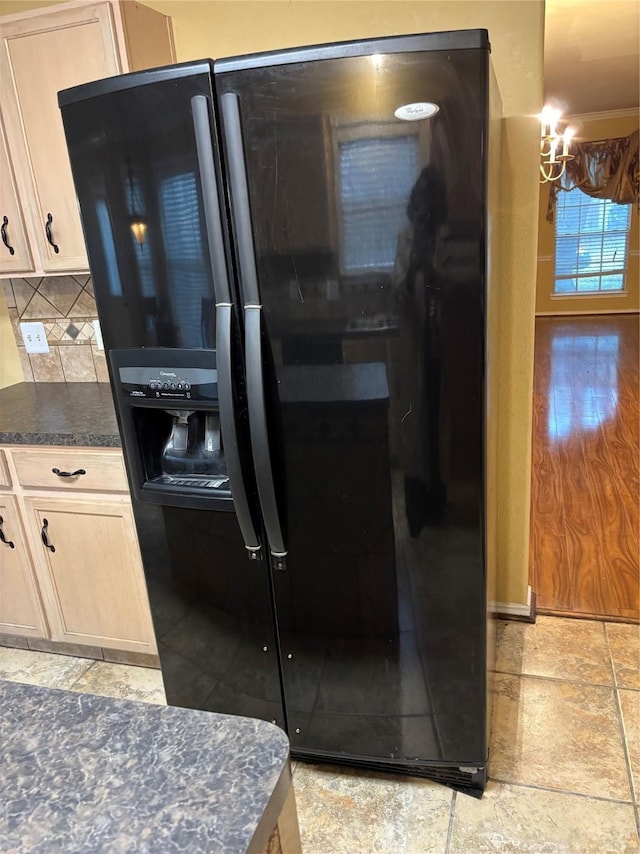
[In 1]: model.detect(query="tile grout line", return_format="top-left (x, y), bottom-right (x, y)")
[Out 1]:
top-left (493, 667), bottom-right (616, 689)
top-left (444, 790), bottom-right (456, 854)
top-left (65, 657), bottom-right (99, 691)
top-left (602, 621), bottom-right (621, 691)
top-left (15, 279), bottom-right (38, 320)
top-left (65, 286), bottom-right (87, 319)
top-left (488, 776), bottom-right (636, 806)
top-left (604, 623), bottom-right (639, 809)
top-left (537, 610), bottom-right (640, 624)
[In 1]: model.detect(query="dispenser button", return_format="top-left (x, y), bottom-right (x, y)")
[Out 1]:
top-left (162, 382), bottom-right (170, 390)
top-left (170, 382), bottom-right (177, 390)
top-left (184, 382), bottom-right (191, 391)
top-left (177, 382), bottom-right (184, 390)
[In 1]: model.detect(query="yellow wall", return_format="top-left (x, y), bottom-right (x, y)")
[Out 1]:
top-left (537, 112), bottom-right (640, 314)
top-left (0, 0), bottom-right (544, 606)
top-left (0, 294), bottom-right (23, 388)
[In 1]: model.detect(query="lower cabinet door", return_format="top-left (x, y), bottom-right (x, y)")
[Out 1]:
top-left (0, 494), bottom-right (46, 637)
top-left (23, 496), bottom-right (157, 654)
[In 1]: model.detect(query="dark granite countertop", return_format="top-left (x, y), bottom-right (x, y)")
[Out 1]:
top-left (0, 681), bottom-right (292, 853)
top-left (0, 382), bottom-right (121, 447)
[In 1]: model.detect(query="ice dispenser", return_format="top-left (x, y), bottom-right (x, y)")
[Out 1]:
top-left (109, 349), bottom-right (235, 510)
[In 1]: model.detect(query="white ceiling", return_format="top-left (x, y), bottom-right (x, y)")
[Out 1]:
top-left (545, 0), bottom-right (640, 115)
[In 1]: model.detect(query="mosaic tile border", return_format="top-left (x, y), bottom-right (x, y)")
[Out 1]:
top-left (42, 320), bottom-right (96, 345)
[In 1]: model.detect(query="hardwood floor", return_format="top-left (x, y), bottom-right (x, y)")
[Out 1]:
top-left (530, 314), bottom-right (639, 622)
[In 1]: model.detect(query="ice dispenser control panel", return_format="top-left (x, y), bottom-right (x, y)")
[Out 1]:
top-left (118, 366), bottom-right (218, 402)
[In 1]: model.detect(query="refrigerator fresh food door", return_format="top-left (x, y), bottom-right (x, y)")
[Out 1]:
top-left (59, 65), bottom-right (285, 727)
top-left (216, 36), bottom-right (489, 771)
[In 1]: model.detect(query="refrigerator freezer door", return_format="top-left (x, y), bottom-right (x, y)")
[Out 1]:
top-left (60, 66), bottom-right (284, 727)
top-left (137, 500), bottom-right (286, 727)
top-left (217, 42), bottom-right (489, 770)
top-left (61, 69), bottom-right (219, 351)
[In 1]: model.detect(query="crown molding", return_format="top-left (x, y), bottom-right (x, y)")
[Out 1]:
top-left (568, 107), bottom-right (639, 122)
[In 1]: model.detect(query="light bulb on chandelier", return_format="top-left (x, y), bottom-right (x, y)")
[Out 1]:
top-left (539, 105), bottom-right (575, 183)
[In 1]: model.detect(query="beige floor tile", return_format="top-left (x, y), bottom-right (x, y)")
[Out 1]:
top-left (293, 763), bottom-right (451, 854)
top-left (490, 674), bottom-right (631, 800)
top-left (607, 624), bottom-right (640, 690)
top-left (69, 661), bottom-right (166, 705)
top-left (0, 647), bottom-right (93, 689)
top-left (620, 689), bottom-right (640, 803)
top-left (495, 616), bottom-right (612, 685)
top-left (450, 781), bottom-right (639, 853)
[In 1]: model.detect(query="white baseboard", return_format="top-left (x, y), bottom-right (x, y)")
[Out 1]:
top-left (490, 585), bottom-right (533, 618)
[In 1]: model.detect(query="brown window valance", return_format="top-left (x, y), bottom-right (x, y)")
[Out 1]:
top-left (547, 128), bottom-right (639, 222)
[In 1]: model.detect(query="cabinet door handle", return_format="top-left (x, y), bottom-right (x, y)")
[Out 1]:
top-left (0, 515), bottom-right (15, 549)
top-left (45, 213), bottom-right (59, 254)
top-left (52, 467), bottom-right (86, 478)
top-left (41, 518), bottom-right (55, 553)
top-left (1, 216), bottom-right (15, 256)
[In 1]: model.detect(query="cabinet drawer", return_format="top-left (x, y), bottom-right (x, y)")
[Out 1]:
top-left (0, 450), bottom-right (11, 488)
top-left (11, 448), bottom-right (128, 493)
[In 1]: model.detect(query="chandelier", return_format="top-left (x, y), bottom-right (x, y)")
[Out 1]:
top-left (539, 106), bottom-right (575, 183)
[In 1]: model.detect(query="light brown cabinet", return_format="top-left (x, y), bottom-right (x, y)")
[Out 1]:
top-left (0, 445), bottom-right (157, 656)
top-left (0, 493), bottom-right (47, 638)
top-left (0, 0), bottom-right (174, 276)
top-left (0, 117), bottom-right (33, 274)
top-left (23, 495), bottom-right (155, 653)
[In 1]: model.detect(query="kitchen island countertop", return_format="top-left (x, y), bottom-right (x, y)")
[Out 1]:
top-left (0, 382), bottom-right (120, 447)
top-left (0, 680), bottom-right (298, 853)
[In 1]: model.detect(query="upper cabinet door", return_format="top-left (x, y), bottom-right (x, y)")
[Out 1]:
top-left (0, 116), bottom-right (33, 275)
top-left (0, 3), bottom-right (122, 273)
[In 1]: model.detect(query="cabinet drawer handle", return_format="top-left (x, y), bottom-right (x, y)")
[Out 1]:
top-left (0, 515), bottom-right (15, 549)
top-left (45, 213), bottom-right (59, 254)
top-left (41, 519), bottom-right (55, 553)
top-left (1, 216), bottom-right (15, 256)
top-left (52, 467), bottom-right (86, 478)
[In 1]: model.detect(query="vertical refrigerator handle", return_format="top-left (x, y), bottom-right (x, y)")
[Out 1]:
top-left (245, 307), bottom-right (286, 558)
top-left (220, 93), bottom-right (260, 305)
top-left (192, 95), bottom-right (231, 303)
top-left (221, 92), bottom-right (287, 560)
top-left (191, 95), bottom-right (262, 560)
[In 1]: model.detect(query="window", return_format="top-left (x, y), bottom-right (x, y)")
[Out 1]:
top-left (339, 135), bottom-right (419, 273)
top-left (160, 171), bottom-right (210, 348)
top-left (554, 187), bottom-right (632, 295)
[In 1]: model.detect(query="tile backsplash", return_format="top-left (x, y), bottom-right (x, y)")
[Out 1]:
top-left (2, 276), bottom-right (108, 383)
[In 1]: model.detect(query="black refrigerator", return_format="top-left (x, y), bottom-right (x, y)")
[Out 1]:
top-left (59, 29), bottom-right (499, 796)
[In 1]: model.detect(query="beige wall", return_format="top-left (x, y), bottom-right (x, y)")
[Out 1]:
top-left (0, 0), bottom-right (544, 605)
top-left (0, 294), bottom-right (23, 388)
top-left (537, 112), bottom-right (640, 315)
